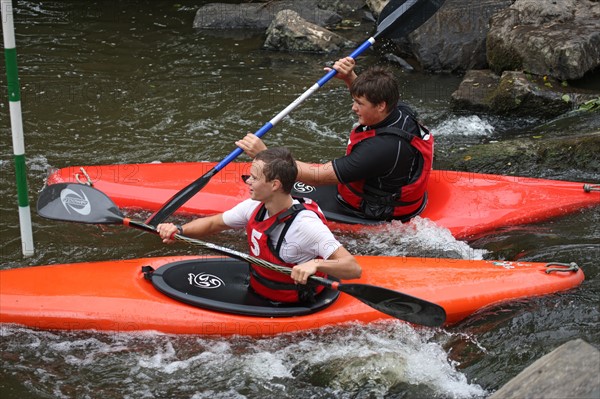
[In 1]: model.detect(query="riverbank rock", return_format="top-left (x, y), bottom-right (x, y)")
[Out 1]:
top-left (487, 0), bottom-right (600, 81)
top-left (451, 69), bottom-right (600, 117)
top-left (365, 0), bottom-right (388, 17)
top-left (263, 10), bottom-right (356, 53)
top-left (320, 0), bottom-right (366, 16)
top-left (396, 0), bottom-right (512, 72)
top-left (436, 130), bottom-right (600, 177)
top-left (450, 70), bottom-right (500, 113)
top-left (489, 339), bottom-right (600, 399)
top-left (193, 1), bottom-right (343, 30)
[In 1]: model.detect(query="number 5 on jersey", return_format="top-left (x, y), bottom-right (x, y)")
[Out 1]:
top-left (250, 229), bottom-right (262, 256)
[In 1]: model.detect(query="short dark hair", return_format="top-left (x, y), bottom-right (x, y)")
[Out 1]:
top-left (350, 66), bottom-right (399, 113)
top-left (254, 147), bottom-right (298, 194)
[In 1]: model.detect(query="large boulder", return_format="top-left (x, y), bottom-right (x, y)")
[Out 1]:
top-left (450, 69), bottom-right (501, 113)
top-left (395, 0), bottom-right (513, 72)
top-left (489, 339), bottom-right (600, 399)
top-left (487, 0), bottom-right (600, 81)
top-left (488, 71), bottom-right (570, 117)
top-left (193, 1), bottom-right (343, 30)
top-left (437, 130), bottom-right (600, 177)
top-left (451, 69), bottom-right (599, 117)
top-left (264, 10), bottom-right (356, 53)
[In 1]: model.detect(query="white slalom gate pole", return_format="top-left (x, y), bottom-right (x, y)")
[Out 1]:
top-left (2, 0), bottom-right (34, 257)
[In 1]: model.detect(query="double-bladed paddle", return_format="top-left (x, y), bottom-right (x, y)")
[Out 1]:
top-left (38, 183), bottom-right (447, 327)
top-left (146, 0), bottom-right (445, 226)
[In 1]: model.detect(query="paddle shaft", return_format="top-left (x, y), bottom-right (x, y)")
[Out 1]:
top-left (126, 218), bottom-right (337, 289)
top-left (145, 0), bottom-right (431, 226)
top-left (218, 40), bottom-right (376, 169)
top-left (144, 39), bottom-right (376, 226)
top-left (195, 0), bottom-right (421, 172)
top-left (177, 0), bottom-right (417, 173)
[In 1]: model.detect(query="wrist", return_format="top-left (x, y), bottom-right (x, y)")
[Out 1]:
top-left (174, 224), bottom-right (184, 235)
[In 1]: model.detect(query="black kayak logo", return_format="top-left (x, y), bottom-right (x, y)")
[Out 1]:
top-left (60, 188), bottom-right (91, 216)
top-left (187, 273), bottom-right (225, 289)
top-left (293, 182), bottom-right (315, 194)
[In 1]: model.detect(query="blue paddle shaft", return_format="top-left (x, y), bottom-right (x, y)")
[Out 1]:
top-left (146, 0), bottom-right (445, 226)
top-left (214, 37), bottom-right (376, 172)
top-left (215, 122), bottom-right (272, 170)
top-left (317, 39), bottom-right (375, 85)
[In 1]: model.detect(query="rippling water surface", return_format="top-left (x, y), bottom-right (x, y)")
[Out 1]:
top-left (1, 1), bottom-right (598, 398)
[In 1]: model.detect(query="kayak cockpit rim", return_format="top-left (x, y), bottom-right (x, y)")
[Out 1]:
top-left (142, 257), bottom-right (341, 317)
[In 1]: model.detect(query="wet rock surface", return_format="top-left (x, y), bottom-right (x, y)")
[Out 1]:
top-left (263, 10), bottom-right (356, 53)
top-left (192, 1), bottom-right (344, 30)
top-left (451, 70), bottom-right (599, 118)
top-left (489, 339), bottom-right (600, 399)
top-left (487, 0), bottom-right (600, 81)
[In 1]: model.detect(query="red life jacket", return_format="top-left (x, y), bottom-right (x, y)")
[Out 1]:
top-left (337, 122), bottom-right (434, 221)
top-left (245, 198), bottom-right (328, 303)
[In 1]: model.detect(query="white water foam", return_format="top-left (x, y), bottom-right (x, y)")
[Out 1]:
top-left (137, 326), bottom-right (485, 398)
top-left (342, 217), bottom-right (487, 260)
top-left (433, 115), bottom-right (495, 137)
top-left (241, 351), bottom-right (293, 379)
top-left (27, 154), bottom-right (51, 173)
top-left (135, 339), bottom-right (232, 375)
top-left (1, 323), bottom-right (488, 399)
top-left (249, 321), bottom-right (489, 398)
top-left (191, 390), bottom-right (247, 399)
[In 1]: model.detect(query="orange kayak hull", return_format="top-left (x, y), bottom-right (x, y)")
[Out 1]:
top-left (47, 163), bottom-right (599, 239)
top-left (0, 256), bottom-right (584, 336)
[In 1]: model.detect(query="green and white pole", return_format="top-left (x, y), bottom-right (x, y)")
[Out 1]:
top-left (2, 0), bottom-right (34, 257)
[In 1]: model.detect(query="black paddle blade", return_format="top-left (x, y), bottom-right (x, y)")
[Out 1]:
top-left (376, 0), bottom-right (445, 39)
top-left (37, 183), bottom-right (125, 224)
top-left (338, 283), bottom-right (446, 327)
top-left (146, 168), bottom-right (217, 226)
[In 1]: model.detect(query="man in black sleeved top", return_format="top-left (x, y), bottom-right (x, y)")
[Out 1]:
top-left (236, 57), bottom-right (434, 221)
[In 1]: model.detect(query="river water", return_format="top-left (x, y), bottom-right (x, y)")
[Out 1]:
top-left (1, 1), bottom-right (598, 398)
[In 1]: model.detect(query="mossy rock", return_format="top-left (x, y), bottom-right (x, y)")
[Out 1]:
top-left (436, 132), bottom-right (600, 176)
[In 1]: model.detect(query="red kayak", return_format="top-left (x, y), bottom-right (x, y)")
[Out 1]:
top-left (0, 255), bottom-right (584, 336)
top-left (47, 163), bottom-right (600, 239)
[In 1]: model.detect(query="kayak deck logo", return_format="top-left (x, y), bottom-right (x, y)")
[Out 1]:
top-left (60, 188), bottom-right (91, 216)
top-left (188, 273), bottom-right (225, 289)
top-left (293, 182), bottom-right (315, 194)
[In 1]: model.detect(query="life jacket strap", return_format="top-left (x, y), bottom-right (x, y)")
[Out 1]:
top-left (264, 203), bottom-right (306, 255)
top-left (343, 181), bottom-right (422, 207)
top-left (336, 191), bottom-right (428, 222)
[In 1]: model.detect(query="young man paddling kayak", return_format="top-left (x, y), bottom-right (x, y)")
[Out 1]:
top-left (236, 58), bottom-right (434, 222)
top-left (157, 147), bottom-right (361, 303)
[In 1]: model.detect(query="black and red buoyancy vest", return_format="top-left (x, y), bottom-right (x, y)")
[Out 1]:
top-left (337, 118), bottom-right (434, 221)
top-left (245, 198), bottom-right (328, 303)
